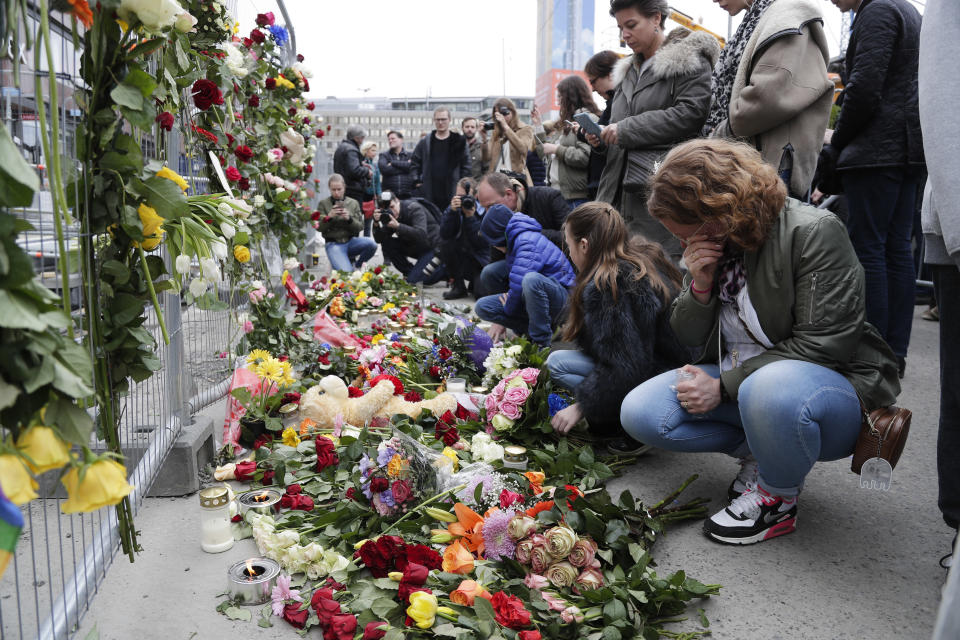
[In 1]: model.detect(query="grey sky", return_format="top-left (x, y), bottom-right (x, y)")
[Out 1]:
top-left (235, 0), bottom-right (923, 100)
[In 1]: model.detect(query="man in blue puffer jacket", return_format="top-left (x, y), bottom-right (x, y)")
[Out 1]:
top-left (475, 204), bottom-right (575, 346)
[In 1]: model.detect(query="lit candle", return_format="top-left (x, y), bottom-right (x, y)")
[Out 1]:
top-left (198, 487), bottom-right (234, 553)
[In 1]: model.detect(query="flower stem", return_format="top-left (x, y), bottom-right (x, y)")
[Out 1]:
top-left (380, 483), bottom-right (467, 536)
top-left (138, 246), bottom-right (169, 345)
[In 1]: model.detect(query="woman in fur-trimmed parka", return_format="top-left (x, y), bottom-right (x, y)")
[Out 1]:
top-left (595, 0), bottom-right (720, 261)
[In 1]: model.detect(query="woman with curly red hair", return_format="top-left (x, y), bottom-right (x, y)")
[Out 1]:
top-left (620, 138), bottom-right (900, 545)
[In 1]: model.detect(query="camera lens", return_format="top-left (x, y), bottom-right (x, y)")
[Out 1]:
top-left (498, 107), bottom-right (511, 116)
top-left (461, 196), bottom-right (475, 210)
top-left (483, 121), bottom-right (495, 131)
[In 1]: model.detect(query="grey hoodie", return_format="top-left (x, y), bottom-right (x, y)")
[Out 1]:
top-left (920, 1), bottom-right (960, 268)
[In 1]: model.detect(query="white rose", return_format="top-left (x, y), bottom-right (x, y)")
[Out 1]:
top-left (200, 257), bottom-right (220, 282)
top-left (507, 345), bottom-right (523, 356)
top-left (292, 62), bottom-right (313, 78)
top-left (252, 195), bottom-right (265, 208)
top-left (250, 280), bottom-right (264, 290)
top-left (283, 258), bottom-right (299, 271)
top-left (223, 42), bottom-right (248, 78)
top-left (188, 278), bottom-right (207, 297)
top-left (274, 529), bottom-right (300, 549)
top-left (237, 222), bottom-right (250, 233)
top-left (175, 254), bottom-right (191, 275)
top-left (210, 241), bottom-right (228, 261)
top-left (174, 12), bottom-right (196, 33)
top-left (218, 202), bottom-right (233, 217)
top-left (118, 0), bottom-right (184, 32)
top-left (275, 187), bottom-right (286, 195)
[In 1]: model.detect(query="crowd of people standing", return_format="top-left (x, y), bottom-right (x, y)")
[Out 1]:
top-left (315, 0), bottom-right (956, 560)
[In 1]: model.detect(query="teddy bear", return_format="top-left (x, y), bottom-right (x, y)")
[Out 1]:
top-left (300, 375), bottom-right (457, 429)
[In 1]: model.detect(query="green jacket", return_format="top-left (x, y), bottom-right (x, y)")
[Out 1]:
top-left (316, 196), bottom-right (363, 244)
top-left (671, 198), bottom-right (900, 410)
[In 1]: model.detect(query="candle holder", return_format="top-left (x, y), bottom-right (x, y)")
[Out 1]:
top-left (471, 385), bottom-right (488, 395)
top-left (237, 489), bottom-right (282, 515)
top-left (342, 344), bottom-right (357, 354)
top-left (445, 377), bottom-right (466, 394)
top-left (198, 487), bottom-right (234, 553)
top-left (278, 402), bottom-right (299, 428)
top-left (502, 445), bottom-right (528, 470)
top-left (227, 557), bottom-right (280, 605)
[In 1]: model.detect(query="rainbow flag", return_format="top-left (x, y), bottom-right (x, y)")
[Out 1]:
top-left (0, 486), bottom-right (23, 578)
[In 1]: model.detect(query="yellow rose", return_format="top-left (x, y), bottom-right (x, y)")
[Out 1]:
top-left (281, 427), bottom-right (300, 447)
top-left (155, 166), bottom-right (188, 191)
top-left (60, 459), bottom-right (133, 513)
top-left (234, 245), bottom-right (251, 263)
top-left (441, 447), bottom-right (459, 472)
top-left (406, 591), bottom-right (438, 629)
top-left (135, 203), bottom-right (165, 251)
top-left (0, 454), bottom-right (39, 505)
top-left (16, 425), bottom-right (71, 474)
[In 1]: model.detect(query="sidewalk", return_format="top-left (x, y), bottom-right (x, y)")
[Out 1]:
top-left (76, 307), bottom-right (950, 640)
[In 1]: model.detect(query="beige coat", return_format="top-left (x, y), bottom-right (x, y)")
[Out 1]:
top-left (711, 0), bottom-right (834, 197)
top-left (488, 121), bottom-right (535, 185)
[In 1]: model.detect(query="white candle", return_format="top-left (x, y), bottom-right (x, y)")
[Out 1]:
top-left (446, 378), bottom-right (466, 394)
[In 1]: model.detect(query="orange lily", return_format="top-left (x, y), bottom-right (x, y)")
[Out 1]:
top-left (441, 539), bottom-right (475, 574)
top-left (447, 502), bottom-right (485, 555)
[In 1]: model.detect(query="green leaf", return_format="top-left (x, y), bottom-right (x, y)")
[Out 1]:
top-left (370, 597), bottom-right (398, 618)
top-left (52, 358), bottom-right (94, 398)
top-left (127, 37), bottom-right (166, 59)
top-left (119, 102), bottom-right (157, 130)
top-left (0, 121), bottom-right (40, 207)
top-left (601, 627), bottom-right (622, 640)
top-left (123, 68), bottom-right (158, 98)
top-left (0, 290), bottom-right (46, 329)
top-left (432, 624), bottom-right (460, 637)
top-left (697, 607), bottom-right (710, 628)
top-left (110, 83), bottom-right (143, 110)
top-left (109, 293), bottom-right (145, 326)
top-left (140, 176), bottom-right (188, 220)
top-left (223, 606), bottom-right (251, 621)
top-left (603, 599), bottom-right (626, 621)
top-left (45, 395), bottom-right (95, 445)
top-left (0, 379), bottom-right (19, 411)
top-left (101, 259), bottom-right (130, 281)
top-left (257, 616), bottom-right (273, 628)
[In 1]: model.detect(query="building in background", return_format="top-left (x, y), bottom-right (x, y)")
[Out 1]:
top-left (535, 0), bottom-right (595, 119)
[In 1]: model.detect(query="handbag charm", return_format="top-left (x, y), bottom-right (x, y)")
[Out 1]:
top-left (858, 457), bottom-right (892, 491)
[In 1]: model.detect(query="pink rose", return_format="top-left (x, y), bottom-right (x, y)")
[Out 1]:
top-left (498, 402), bottom-right (521, 421)
top-left (267, 148), bottom-right (284, 163)
top-left (560, 606), bottom-right (584, 623)
top-left (502, 386), bottom-right (530, 406)
top-left (542, 591), bottom-right (568, 612)
top-left (484, 393), bottom-right (500, 415)
top-left (491, 378), bottom-right (507, 399)
top-left (519, 368), bottom-right (540, 385)
top-left (523, 573), bottom-right (549, 590)
top-left (243, 320), bottom-right (254, 334)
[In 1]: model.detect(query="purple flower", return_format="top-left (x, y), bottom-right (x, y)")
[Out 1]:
top-left (359, 453), bottom-right (372, 476)
top-left (376, 447), bottom-right (397, 467)
top-left (482, 510), bottom-right (517, 561)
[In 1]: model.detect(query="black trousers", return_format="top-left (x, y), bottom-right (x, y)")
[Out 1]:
top-left (935, 264), bottom-right (960, 530)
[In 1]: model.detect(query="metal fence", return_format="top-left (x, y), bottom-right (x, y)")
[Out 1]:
top-left (0, 3), bottom-right (293, 637)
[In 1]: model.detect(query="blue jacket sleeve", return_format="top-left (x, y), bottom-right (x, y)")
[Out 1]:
top-left (504, 237), bottom-right (544, 316)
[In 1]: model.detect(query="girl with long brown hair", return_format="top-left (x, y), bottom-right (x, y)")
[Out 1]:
top-left (545, 201), bottom-right (690, 454)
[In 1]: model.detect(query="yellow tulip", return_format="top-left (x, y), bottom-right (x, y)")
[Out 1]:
top-left (406, 591), bottom-right (438, 629)
top-left (16, 426), bottom-right (71, 474)
top-left (275, 75), bottom-right (296, 90)
top-left (281, 427), bottom-right (300, 447)
top-left (0, 454), bottom-right (38, 505)
top-left (234, 245), bottom-right (251, 263)
top-left (155, 167), bottom-right (188, 191)
top-left (135, 203), bottom-right (165, 251)
top-left (60, 459), bottom-right (133, 513)
top-left (387, 571), bottom-right (404, 582)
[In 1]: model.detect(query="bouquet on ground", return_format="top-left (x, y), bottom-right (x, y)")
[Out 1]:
top-left (484, 367), bottom-right (546, 435)
top-left (230, 350), bottom-right (297, 432)
top-left (481, 338), bottom-right (548, 387)
top-left (357, 433), bottom-right (439, 517)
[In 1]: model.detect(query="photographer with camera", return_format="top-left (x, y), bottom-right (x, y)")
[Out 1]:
top-left (487, 98), bottom-right (535, 186)
top-left (411, 106), bottom-right (472, 211)
top-left (315, 174), bottom-right (378, 273)
top-left (372, 191), bottom-right (445, 284)
top-left (438, 177), bottom-right (490, 300)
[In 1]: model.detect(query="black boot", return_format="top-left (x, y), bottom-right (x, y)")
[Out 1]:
top-left (443, 279), bottom-right (469, 300)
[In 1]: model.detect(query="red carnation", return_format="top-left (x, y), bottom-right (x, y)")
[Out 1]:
top-left (282, 602), bottom-right (309, 629)
top-left (315, 436), bottom-right (339, 471)
top-left (347, 386), bottom-right (363, 398)
top-left (234, 460), bottom-right (256, 482)
top-left (317, 353), bottom-right (330, 365)
top-left (238, 177), bottom-right (251, 191)
top-left (429, 365), bottom-right (441, 378)
top-left (265, 77), bottom-right (276, 90)
top-left (369, 477), bottom-right (389, 493)
top-left (490, 591), bottom-right (532, 630)
top-left (191, 125), bottom-right (218, 143)
top-left (191, 79), bottom-right (223, 111)
top-left (225, 132), bottom-right (235, 146)
top-left (250, 28), bottom-right (266, 43)
top-left (234, 145), bottom-right (253, 163)
top-left (391, 479), bottom-right (412, 504)
top-left (438, 346), bottom-right (453, 360)
top-left (155, 111), bottom-right (174, 131)
top-left (225, 166), bottom-right (241, 182)
top-left (248, 94), bottom-right (260, 107)
top-left (255, 12), bottom-right (275, 26)
top-left (403, 391), bottom-right (422, 402)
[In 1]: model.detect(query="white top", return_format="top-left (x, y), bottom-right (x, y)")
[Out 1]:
top-left (496, 139), bottom-right (513, 172)
top-left (719, 285), bottom-right (773, 372)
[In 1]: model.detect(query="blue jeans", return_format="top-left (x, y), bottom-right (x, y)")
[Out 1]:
top-left (325, 237), bottom-right (378, 273)
top-left (475, 272), bottom-right (569, 346)
top-left (935, 265), bottom-right (960, 529)
top-left (477, 259), bottom-right (509, 297)
top-left (566, 198), bottom-right (588, 210)
top-left (620, 361), bottom-right (862, 497)
top-left (545, 349), bottom-right (595, 392)
top-left (842, 168), bottom-right (920, 357)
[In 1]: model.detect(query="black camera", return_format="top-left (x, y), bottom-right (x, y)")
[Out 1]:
top-left (461, 195), bottom-right (476, 211)
top-left (482, 121), bottom-right (496, 131)
top-left (498, 106), bottom-right (511, 116)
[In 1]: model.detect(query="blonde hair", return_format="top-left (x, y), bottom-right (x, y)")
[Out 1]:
top-left (360, 141), bottom-right (378, 156)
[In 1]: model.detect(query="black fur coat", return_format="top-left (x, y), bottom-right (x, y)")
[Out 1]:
top-left (574, 262), bottom-right (692, 430)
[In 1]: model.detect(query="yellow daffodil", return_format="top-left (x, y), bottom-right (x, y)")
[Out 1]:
top-left (234, 245), bottom-right (251, 263)
top-left (274, 75), bottom-right (295, 90)
top-left (60, 459), bottom-right (133, 513)
top-left (155, 166), bottom-right (188, 191)
top-left (441, 446), bottom-right (459, 472)
top-left (281, 427), bottom-right (300, 447)
top-left (406, 591), bottom-right (438, 629)
top-left (0, 454), bottom-right (38, 505)
top-left (247, 349), bottom-right (271, 365)
top-left (232, 20), bottom-right (239, 34)
top-left (16, 425), bottom-right (71, 474)
top-left (254, 357), bottom-right (284, 383)
top-left (135, 203), bottom-right (165, 251)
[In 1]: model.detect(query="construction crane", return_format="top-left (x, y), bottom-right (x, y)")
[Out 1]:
top-left (669, 8), bottom-right (726, 47)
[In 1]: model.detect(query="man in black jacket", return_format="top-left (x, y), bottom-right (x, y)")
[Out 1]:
top-left (830, 0), bottom-right (924, 377)
top-left (475, 171), bottom-right (572, 296)
top-left (378, 131), bottom-right (415, 199)
top-left (438, 178), bottom-right (490, 299)
top-left (372, 192), bottom-right (444, 284)
top-left (333, 124), bottom-right (371, 203)
top-left (411, 106), bottom-right (472, 210)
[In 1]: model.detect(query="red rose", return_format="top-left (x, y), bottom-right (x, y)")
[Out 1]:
top-left (191, 125), bottom-right (218, 143)
top-left (441, 426), bottom-right (459, 446)
top-left (250, 28), bottom-right (266, 43)
top-left (225, 132), bottom-right (235, 146)
top-left (404, 544), bottom-right (442, 571)
top-left (191, 79), bottom-right (223, 111)
top-left (325, 577), bottom-right (346, 591)
top-left (262, 470), bottom-right (275, 485)
top-left (306, 102), bottom-right (315, 111)
top-left (248, 94), bottom-right (260, 107)
top-left (288, 107), bottom-right (297, 116)
top-left (242, 37), bottom-right (253, 48)
top-left (234, 460), bottom-right (256, 482)
top-left (345, 487), bottom-right (360, 501)
top-left (429, 365), bottom-right (441, 378)
top-left (265, 77), bottom-right (276, 90)
top-left (282, 602), bottom-right (309, 629)
top-left (252, 434), bottom-right (272, 450)
top-left (326, 614), bottom-right (358, 640)
top-left (311, 588), bottom-right (334, 609)
top-left (490, 591), bottom-right (531, 629)
top-left (363, 622), bottom-right (388, 640)
top-left (403, 391), bottom-right (422, 402)
top-left (499, 489), bottom-right (523, 509)
top-left (401, 562), bottom-right (429, 586)
top-left (369, 374), bottom-right (403, 395)
top-left (304, 164), bottom-right (313, 175)
top-left (315, 437), bottom-right (339, 471)
top-left (313, 597), bottom-right (341, 626)
top-left (238, 177), bottom-right (251, 191)
top-left (286, 483), bottom-right (302, 495)
top-left (255, 11), bottom-right (275, 26)
top-left (438, 410), bottom-right (456, 425)
top-left (391, 479), bottom-right (412, 504)
top-left (355, 536), bottom-right (406, 577)
top-left (311, 210), bottom-right (322, 221)
top-left (315, 130), bottom-right (324, 139)
top-left (438, 347), bottom-right (453, 360)
top-left (155, 111), bottom-right (174, 131)
top-left (279, 493), bottom-right (293, 509)
top-left (234, 145), bottom-right (253, 163)
top-left (294, 494), bottom-right (314, 511)
top-left (225, 166), bottom-right (241, 182)
top-left (231, 513), bottom-right (242, 523)
top-left (297, 53), bottom-right (305, 62)
top-left (369, 477), bottom-right (389, 493)
top-left (518, 632), bottom-right (542, 640)
top-left (397, 583), bottom-right (430, 604)
top-left (347, 386), bottom-right (363, 398)
top-left (283, 391), bottom-right (301, 404)
top-left (455, 404), bottom-right (472, 420)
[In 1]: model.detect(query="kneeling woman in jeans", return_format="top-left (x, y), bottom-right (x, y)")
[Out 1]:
top-left (621, 138), bottom-right (900, 545)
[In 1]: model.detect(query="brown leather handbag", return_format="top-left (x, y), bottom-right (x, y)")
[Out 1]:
top-left (850, 405), bottom-right (912, 474)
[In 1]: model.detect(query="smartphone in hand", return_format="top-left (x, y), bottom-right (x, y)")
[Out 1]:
top-left (573, 112), bottom-right (603, 138)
